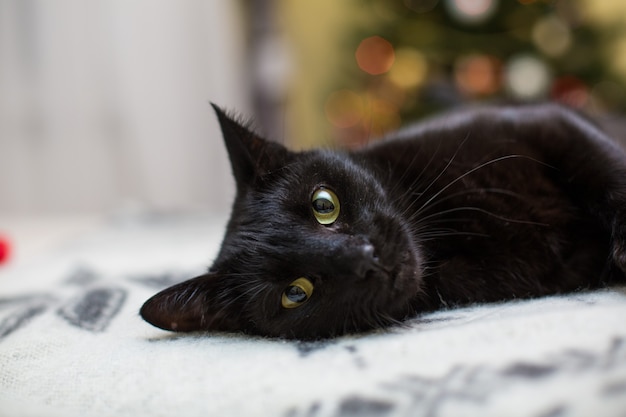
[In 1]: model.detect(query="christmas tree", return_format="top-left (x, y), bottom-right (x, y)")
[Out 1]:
top-left (323, 0), bottom-right (626, 147)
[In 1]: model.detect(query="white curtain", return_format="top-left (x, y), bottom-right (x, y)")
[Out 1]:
top-left (0, 0), bottom-right (249, 214)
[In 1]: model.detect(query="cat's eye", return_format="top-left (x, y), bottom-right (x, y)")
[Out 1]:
top-left (311, 187), bottom-right (340, 225)
top-left (281, 277), bottom-right (314, 309)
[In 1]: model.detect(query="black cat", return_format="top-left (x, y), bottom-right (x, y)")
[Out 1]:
top-left (140, 103), bottom-right (626, 340)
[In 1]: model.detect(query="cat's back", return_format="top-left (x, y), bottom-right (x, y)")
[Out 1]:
top-left (349, 103), bottom-right (625, 302)
top-left (365, 103), bottom-right (603, 150)
top-left (356, 103), bottom-right (624, 184)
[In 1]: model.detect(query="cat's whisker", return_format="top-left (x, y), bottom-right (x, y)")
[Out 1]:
top-left (213, 278), bottom-right (269, 308)
top-left (413, 154), bottom-right (550, 220)
top-left (389, 137), bottom-right (443, 201)
top-left (417, 231), bottom-right (491, 240)
top-left (395, 132), bottom-right (472, 218)
top-left (394, 132), bottom-right (471, 207)
top-left (415, 206), bottom-right (549, 227)
top-left (409, 222), bottom-right (491, 242)
top-left (411, 154), bottom-right (519, 219)
top-left (413, 187), bottom-right (525, 216)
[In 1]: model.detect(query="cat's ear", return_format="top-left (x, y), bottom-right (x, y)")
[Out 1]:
top-left (139, 273), bottom-right (241, 332)
top-left (210, 103), bottom-right (291, 187)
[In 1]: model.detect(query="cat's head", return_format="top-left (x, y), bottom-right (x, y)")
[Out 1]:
top-left (140, 105), bottom-right (423, 339)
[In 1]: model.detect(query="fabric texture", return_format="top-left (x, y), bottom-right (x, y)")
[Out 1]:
top-left (0, 214), bottom-right (625, 417)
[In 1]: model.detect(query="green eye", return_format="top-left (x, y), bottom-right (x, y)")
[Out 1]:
top-left (281, 277), bottom-right (314, 309)
top-left (311, 187), bottom-right (340, 225)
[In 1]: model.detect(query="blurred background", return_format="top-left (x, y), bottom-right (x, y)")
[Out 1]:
top-left (1, 0), bottom-right (626, 218)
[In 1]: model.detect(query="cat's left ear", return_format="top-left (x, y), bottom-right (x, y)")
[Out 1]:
top-left (139, 273), bottom-right (242, 333)
top-left (210, 103), bottom-right (291, 188)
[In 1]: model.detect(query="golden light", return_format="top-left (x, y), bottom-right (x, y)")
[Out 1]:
top-left (355, 36), bottom-right (395, 75)
top-left (388, 48), bottom-right (428, 89)
top-left (611, 37), bottom-right (626, 81)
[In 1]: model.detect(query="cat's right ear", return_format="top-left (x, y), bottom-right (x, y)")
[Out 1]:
top-left (139, 272), bottom-right (243, 333)
top-left (210, 103), bottom-right (291, 188)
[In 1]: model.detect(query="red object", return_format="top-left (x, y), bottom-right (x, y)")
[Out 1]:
top-left (551, 76), bottom-right (589, 108)
top-left (0, 235), bottom-right (11, 264)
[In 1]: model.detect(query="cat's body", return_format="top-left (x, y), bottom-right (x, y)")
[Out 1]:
top-left (141, 103), bottom-right (626, 340)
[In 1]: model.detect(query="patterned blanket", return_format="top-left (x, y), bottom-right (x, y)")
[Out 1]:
top-left (1, 214), bottom-right (625, 417)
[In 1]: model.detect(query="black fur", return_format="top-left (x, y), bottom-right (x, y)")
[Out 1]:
top-left (140, 103), bottom-right (626, 340)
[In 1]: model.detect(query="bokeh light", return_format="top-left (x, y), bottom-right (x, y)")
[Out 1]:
top-left (611, 37), bottom-right (626, 78)
top-left (532, 15), bottom-right (572, 58)
top-left (445, 0), bottom-right (498, 24)
top-left (551, 76), bottom-right (589, 108)
top-left (454, 54), bottom-right (501, 96)
top-left (355, 36), bottom-right (395, 75)
top-left (388, 48), bottom-right (428, 89)
top-left (505, 54), bottom-right (551, 100)
top-left (304, 0), bottom-right (626, 148)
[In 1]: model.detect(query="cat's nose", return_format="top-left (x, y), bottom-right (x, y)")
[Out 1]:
top-left (328, 235), bottom-right (380, 279)
top-left (354, 242), bottom-right (379, 278)
top-left (346, 237), bottom-right (380, 279)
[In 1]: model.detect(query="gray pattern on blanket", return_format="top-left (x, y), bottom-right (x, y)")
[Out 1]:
top-left (286, 339), bottom-right (626, 417)
top-left (2, 266), bottom-right (625, 417)
top-left (0, 267), bottom-right (190, 338)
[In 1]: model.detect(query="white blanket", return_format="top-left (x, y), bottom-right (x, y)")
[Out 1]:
top-left (1, 214), bottom-right (625, 417)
